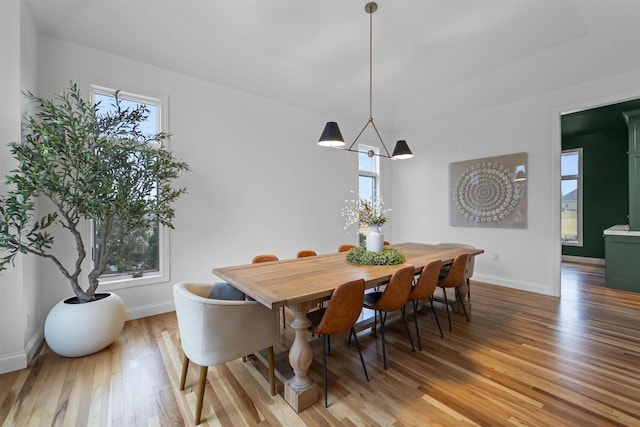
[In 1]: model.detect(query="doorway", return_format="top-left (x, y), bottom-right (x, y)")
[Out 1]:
top-left (559, 98), bottom-right (640, 292)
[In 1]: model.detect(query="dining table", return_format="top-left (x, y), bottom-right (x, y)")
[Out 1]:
top-left (213, 242), bottom-right (484, 412)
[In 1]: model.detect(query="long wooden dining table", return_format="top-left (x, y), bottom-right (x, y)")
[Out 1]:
top-left (213, 242), bottom-right (483, 412)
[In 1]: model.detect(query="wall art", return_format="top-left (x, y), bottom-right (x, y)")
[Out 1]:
top-left (449, 152), bottom-right (527, 228)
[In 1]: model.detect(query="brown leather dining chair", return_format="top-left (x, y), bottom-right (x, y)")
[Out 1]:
top-left (438, 243), bottom-right (476, 299)
top-left (337, 244), bottom-right (355, 252)
top-left (409, 260), bottom-right (444, 350)
top-left (363, 265), bottom-right (416, 370)
top-left (296, 249), bottom-right (317, 258)
top-left (252, 254), bottom-right (279, 264)
top-left (307, 278), bottom-right (369, 407)
top-left (438, 253), bottom-right (471, 331)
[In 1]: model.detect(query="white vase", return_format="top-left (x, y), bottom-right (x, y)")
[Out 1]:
top-left (366, 224), bottom-right (384, 252)
top-left (44, 292), bottom-right (126, 357)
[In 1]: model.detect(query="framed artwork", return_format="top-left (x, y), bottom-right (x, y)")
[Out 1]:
top-left (449, 152), bottom-right (527, 228)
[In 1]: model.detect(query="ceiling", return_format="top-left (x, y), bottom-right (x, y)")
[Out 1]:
top-left (562, 98), bottom-right (640, 138)
top-left (24, 0), bottom-right (640, 132)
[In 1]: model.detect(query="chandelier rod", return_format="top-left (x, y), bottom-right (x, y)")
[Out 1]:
top-left (345, 2), bottom-right (392, 158)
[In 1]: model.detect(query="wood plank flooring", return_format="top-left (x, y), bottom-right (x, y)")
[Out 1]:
top-left (2, 263), bottom-right (639, 426)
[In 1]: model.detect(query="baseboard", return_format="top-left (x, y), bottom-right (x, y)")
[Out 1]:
top-left (126, 300), bottom-right (175, 320)
top-left (0, 329), bottom-right (44, 374)
top-left (471, 274), bottom-right (555, 296)
top-left (25, 329), bottom-right (44, 365)
top-left (561, 255), bottom-right (605, 266)
top-left (0, 351), bottom-right (27, 374)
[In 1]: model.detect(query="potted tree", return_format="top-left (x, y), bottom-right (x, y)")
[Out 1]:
top-left (0, 82), bottom-right (189, 357)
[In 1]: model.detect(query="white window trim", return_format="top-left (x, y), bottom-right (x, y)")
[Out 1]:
top-left (561, 148), bottom-right (583, 247)
top-left (88, 84), bottom-right (171, 289)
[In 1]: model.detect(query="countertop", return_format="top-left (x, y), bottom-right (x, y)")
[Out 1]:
top-left (603, 224), bottom-right (640, 237)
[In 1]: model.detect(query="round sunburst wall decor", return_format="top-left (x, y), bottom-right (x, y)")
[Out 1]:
top-left (453, 162), bottom-right (522, 223)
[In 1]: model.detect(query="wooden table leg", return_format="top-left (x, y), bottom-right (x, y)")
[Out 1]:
top-left (283, 301), bottom-right (318, 412)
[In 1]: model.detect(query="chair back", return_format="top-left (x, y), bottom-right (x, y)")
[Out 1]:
top-left (373, 265), bottom-right (415, 312)
top-left (252, 254), bottom-right (279, 263)
top-left (410, 260), bottom-right (442, 301)
top-left (173, 282), bottom-right (277, 368)
top-left (313, 279), bottom-right (365, 336)
top-left (297, 250), bottom-right (317, 258)
top-left (439, 254), bottom-right (470, 288)
top-left (338, 244), bottom-right (355, 252)
top-left (439, 243), bottom-right (475, 280)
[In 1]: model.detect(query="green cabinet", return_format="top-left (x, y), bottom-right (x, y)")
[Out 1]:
top-left (624, 109), bottom-right (640, 231)
top-left (604, 228), bottom-right (640, 292)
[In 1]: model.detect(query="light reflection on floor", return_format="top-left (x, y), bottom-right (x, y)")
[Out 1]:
top-left (557, 262), bottom-right (606, 354)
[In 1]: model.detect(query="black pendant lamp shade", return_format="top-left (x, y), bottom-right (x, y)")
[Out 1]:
top-left (318, 121), bottom-right (345, 147)
top-left (391, 140), bottom-right (413, 159)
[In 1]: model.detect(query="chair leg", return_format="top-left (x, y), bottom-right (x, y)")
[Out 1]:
top-left (347, 328), bottom-right (353, 347)
top-left (455, 287), bottom-right (470, 322)
top-left (380, 312), bottom-right (388, 370)
top-left (180, 353), bottom-right (189, 390)
top-left (412, 300), bottom-right (422, 351)
top-left (351, 327), bottom-right (369, 382)
top-left (429, 296), bottom-right (444, 338)
top-left (467, 278), bottom-right (471, 300)
top-left (400, 305), bottom-right (415, 352)
top-left (442, 287), bottom-right (452, 331)
top-left (195, 365), bottom-right (208, 425)
top-left (322, 335), bottom-right (328, 407)
top-left (372, 310), bottom-right (377, 335)
top-left (268, 346), bottom-right (276, 396)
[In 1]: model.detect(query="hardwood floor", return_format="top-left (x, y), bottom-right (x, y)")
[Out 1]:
top-left (2, 263), bottom-right (639, 426)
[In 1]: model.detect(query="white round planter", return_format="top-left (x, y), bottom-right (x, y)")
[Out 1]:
top-left (44, 292), bottom-right (126, 357)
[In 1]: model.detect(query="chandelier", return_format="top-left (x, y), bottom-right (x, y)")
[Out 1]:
top-left (318, 2), bottom-right (413, 160)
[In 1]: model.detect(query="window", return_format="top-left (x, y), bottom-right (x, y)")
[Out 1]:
top-left (90, 85), bottom-right (169, 287)
top-left (358, 145), bottom-right (379, 245)
top-left (358, 145), bottom-right (379, 203)
top-left (561, 149), bottom-right (582, 246)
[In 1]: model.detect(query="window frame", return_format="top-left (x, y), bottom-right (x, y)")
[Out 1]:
top-left (89, 84), bottom-right (171, 289)
top-left (561, 148), bottom-right (583, 247)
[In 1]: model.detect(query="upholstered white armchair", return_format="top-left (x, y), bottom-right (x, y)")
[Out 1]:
top-left (173, 281), bottom-right (278, 425)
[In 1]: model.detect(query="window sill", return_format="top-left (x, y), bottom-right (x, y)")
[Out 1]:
top-left (99, 271), bottom-right (169, 290)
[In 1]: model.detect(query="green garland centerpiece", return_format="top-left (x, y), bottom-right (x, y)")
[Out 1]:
top-left (346, 246), bottom-right (406, 265)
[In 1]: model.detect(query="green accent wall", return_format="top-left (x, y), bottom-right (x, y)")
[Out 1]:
top-left (562, 130), bottom-right (629, 259)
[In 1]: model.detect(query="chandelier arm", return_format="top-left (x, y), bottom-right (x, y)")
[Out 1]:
top-left (342, 147), bottom-right (390, 158)
top-left (346, 118), bottom-right (375, 152)
top-left (369, 119), bottom-right (392, 157)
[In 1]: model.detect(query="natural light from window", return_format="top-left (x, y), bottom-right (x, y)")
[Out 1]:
top-left (561, 149), bottom-right (582, 246)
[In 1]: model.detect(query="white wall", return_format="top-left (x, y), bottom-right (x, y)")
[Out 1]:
top-left (390, 69), bottom-right (640, 296)
top-left (0, 0), bottom-right (40, 374)
top-left (35, 36), bottom-right (364, 321)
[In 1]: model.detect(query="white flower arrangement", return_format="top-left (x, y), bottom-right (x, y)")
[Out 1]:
top-left (341, 191), bottom-right (391, 229)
